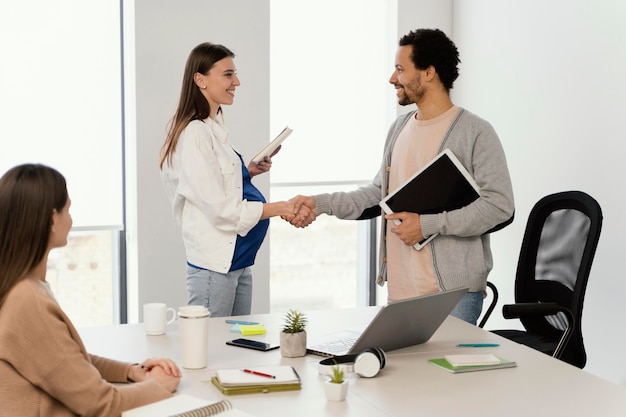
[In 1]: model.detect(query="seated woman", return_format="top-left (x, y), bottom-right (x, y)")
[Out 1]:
top-left (0, 163), bottom-right (182, 417)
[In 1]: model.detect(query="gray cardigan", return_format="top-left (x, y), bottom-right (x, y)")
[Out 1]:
top-left (314, 108), bottom-right (514, 292)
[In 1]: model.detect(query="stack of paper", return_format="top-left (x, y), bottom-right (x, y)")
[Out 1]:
top-left (428, 353), bottom-right (516, 373)
top-left (211, 365), bottom-right (301, 395)
top-left (444, 354), bottom-right (502, 366)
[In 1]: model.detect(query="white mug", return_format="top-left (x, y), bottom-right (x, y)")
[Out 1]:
top-left (178, 306), bottom-right (210, 369)
top-left (143, 303), bottom-right (176, 335)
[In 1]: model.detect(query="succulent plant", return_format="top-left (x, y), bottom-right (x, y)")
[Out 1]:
top-left (282, 309), bottom-right (307, 333)
top-left (330, 365), bottom-right (344, 384)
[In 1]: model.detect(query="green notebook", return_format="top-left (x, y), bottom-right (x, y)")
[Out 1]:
top-left (211, 365), bottom-right (301, 395)
top-left (428, 355), bottom-right (517, 373)
top-left (210, 376), bottom-right (301, 395)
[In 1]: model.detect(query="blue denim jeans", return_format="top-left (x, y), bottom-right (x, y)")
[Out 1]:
top-left (450, 291), bottom-right (484, 325)
top-left (185, 265), bottom-right (253, 318)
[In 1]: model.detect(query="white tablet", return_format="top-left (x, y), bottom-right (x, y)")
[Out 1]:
top-left (251, 126), bottom-right (293, 164)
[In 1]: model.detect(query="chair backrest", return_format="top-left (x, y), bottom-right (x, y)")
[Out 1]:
top-left (514, 191), bottom-right (602, 367)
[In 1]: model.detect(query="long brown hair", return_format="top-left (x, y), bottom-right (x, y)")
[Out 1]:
top-left (159, 43), bottom-right (235, 169)
top-left (0, 164), bottom-right (68, 306)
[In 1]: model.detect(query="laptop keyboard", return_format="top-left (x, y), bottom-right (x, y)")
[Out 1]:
top-left (308, 336), bottom-right (359, 356)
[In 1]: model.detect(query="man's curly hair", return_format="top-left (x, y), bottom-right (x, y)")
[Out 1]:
top-left (399, 29), bottom-right (460, 92)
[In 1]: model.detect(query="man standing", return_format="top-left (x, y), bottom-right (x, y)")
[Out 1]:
top-left (290, 29), bottom-right (514, 324)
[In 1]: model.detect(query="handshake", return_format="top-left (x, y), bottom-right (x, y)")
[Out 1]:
top-left (279, 195), bottom-right (317, 228)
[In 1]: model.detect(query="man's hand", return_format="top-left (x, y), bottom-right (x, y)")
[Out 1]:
top-left (385, 212), bottom-right (424, 246)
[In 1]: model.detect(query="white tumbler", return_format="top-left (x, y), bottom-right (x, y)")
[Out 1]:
top-left (178, 306), bottom-right (210, 369)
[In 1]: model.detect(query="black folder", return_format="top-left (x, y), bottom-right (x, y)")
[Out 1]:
top-left (379, 149), bottom-right (480, 249)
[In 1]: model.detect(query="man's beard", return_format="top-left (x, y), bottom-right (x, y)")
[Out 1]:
top-left (396, 78), bottom-right (424, 106)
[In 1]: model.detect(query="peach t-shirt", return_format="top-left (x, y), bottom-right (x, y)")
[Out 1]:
top-left (386, 106), bottom-right (460, 302)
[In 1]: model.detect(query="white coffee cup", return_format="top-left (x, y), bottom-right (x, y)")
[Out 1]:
top-left (143, 303), bottom-right (176, 335)
top-left (178, 306), bottom-right (210, 369)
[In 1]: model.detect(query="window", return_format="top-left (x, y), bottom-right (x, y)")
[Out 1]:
top-left (269, 0), bottom-right (395, 310)
top-left (47, 229), bottom-right (121, 327)
top-left (0, 1), bottom-right (124, 326)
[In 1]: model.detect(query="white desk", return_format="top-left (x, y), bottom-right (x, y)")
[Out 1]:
top-left (80, 308), bottom-right (626, 417)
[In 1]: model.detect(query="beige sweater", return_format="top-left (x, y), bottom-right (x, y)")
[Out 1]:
top-left (0, 277), bottom-right (172, 417)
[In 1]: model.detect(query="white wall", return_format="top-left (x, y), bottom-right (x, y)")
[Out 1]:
top-left (396, 0), bottom-right (626, 386)
top-left (127, 0), bottom-right (271, 322)
top-left (451, 0), bottom-right (626, 385)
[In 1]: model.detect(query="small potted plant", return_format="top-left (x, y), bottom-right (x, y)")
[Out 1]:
top-left (280, 309), bottom-right (307, 358)
top-left (324, 365), bottom-right (348, 401)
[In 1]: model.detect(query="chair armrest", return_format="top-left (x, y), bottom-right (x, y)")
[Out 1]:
top-left (502, 302), bottom-right (562, 319)
top-left (502, 302), bottom-right (574, 359)
top-left (478, 281), bottom-right (499, 328)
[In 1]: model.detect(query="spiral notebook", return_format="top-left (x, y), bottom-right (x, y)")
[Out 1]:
top-left (122, 394), bottom-right (257, 417)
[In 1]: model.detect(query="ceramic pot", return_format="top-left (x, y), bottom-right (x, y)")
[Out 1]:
top-left (280, 331), bottom-right (307, 358)
top-left (324, 380), bottom-right (348, 401)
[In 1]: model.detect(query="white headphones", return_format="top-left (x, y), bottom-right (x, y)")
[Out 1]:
top-left (318, 347), bottom-right (387, 378)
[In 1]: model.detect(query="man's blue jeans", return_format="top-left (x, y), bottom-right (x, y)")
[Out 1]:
top-left (450, 291), bottom-right (484, 325)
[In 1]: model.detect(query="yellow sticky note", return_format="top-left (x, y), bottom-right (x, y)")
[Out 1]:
top-left (238, 324), bottom-right (266, 335)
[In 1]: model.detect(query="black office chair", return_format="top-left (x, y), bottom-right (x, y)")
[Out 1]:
top-left (482, 191), bottom-right (602, 368)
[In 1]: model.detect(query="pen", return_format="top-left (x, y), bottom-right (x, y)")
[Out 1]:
top-left (242, 369), bottom-right (276, 379)
top-left (226, 319), bottom-right (260, 325)
top-left (457, 343), bottom-right (500, 347)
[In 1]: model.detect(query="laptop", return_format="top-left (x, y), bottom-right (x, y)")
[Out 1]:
top-left (307, 286), bottom-right (468, 357)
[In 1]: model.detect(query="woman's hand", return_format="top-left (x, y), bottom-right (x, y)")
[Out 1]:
top-left (144, 365), bottom-right (181, 393)
top-left (248, 145), bottom-right (281, 177)
top-left (128, 357), bottom-right (182, 383)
